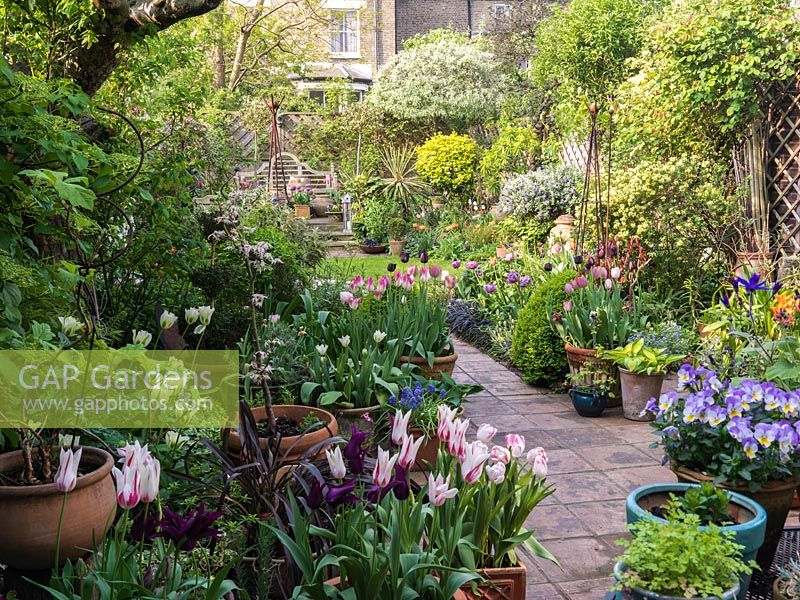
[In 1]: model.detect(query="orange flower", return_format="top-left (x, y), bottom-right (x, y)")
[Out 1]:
top-left (772, 291), bottom-right (799, 326)
top-left (444, 223), bottom-right (459, 232)
top-left (418, 225), bottom-right (427, 231)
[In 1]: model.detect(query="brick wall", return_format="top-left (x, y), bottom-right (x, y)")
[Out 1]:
top-left (394, 0), bottom-right (469, 49)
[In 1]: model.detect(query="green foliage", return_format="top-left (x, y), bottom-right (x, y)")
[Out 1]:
top-left (369, 37), bottom-right (507, 130)
top-left (479, 123), bottom-right (542, 197)
top-left (497, 165), bottom-right (581, 222)
top-left (618, 0), bottom-right (800, 156)
top-left (495, 217), bottom-right (552, 247)
top-left (374, 145), bottom-right (429, 215)
top-left (353, 193), bottom-right (394, 243)
top-left (602, 338), bottom-right (684, 375)
top-left (511, 270), bottom-right (575, 386)
top-left (616, 512), bottom-right (753, 597)
top-left (608, 155), bottom-right (735, 294)
top-left (416, 133), bottom-right (479, 202)
top-left (668, 483), bottom-right (732, 526)
top-left (533, 0), bottom-right (659, 125)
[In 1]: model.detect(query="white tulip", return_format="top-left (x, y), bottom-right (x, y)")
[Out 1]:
top-left (198, 306), bottom-right (215, 325)
top-left (185, 307), bottom-right (199, 324)
top-left (338, 335), bottom-right (351, 347)
top-left (160, 310), bottom-right (178, 330)
top-left (58, 316), bottom-right (84, 337)
top-left (316, 344), bottom-right (328, 356)
top-left (373, 330), bottom-right (387, 343)
top-left (132, 330), bottom-right (152, 347)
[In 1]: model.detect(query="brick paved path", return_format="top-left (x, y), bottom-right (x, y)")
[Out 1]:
top-left (452, 340), bottom-right (676, 600)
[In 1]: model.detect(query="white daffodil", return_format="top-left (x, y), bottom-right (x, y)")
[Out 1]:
top-left (159, 310), bottom-right (178, 330)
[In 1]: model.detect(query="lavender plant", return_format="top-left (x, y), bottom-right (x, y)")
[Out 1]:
top-left (497, 165), bottom-right (581, 222)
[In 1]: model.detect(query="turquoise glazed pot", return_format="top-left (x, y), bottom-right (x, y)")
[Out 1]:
top-left (614, 562), bottom-right (740, 599)
top-left (626, 483), bottom-right (766, 599)
top-left (569, 388), bottom-right (608, 417)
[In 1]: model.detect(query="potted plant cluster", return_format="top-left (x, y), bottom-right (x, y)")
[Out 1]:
top-left (602, 338), bottom-right (685, 421)
top-left (387, 216), bottom-right (408, 256)
top-left (549, 238), bottom-right (648, 406)
top-left (626, 482), bottom-right (766, 596)
top-left (614, 511), bottom-right (755, 600)
top-left (326, 201), bottom-right (343, 222)
top-left (567, 366), bottom-right (613, 417)
top-left (645, 366), bottom-right (800, 570)
top-left (290, 183), bottom-right (313, 219)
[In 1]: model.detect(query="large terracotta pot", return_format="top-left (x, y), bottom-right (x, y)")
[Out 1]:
top-left (0, 446), bottom-right (116, 570)
top-left (734, 251), bottom-right (775, 278)
top-left (619, 368), bottom-right (664, 421)
top-left (335, 404), bottom-right (380, 434)
top-left (294, 204), bottom-right (311, 219)
top-left (399, 353), bottom-right (458, 381)
top-left (389, 240), bottom-right (405, 256)
top-left (409, 428), bottom-right (439, 472)
top-left (672, 464), bottom-right (797, 571)
top-left (460, 565), bottom-right (526, 600)
top-left (564, 344), bottom-right (621, 407)
top-left (226, 405), bottom-right (338, 461)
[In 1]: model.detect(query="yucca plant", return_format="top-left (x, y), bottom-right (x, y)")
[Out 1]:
top-left (376, 145), bottom-right (429, 215)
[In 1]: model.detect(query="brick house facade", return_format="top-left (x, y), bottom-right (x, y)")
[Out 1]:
top-left (296, 0), bottom-right (515, 103)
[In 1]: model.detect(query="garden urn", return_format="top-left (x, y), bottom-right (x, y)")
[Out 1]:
top-left (550, 214), bottom-right (576, 243)
top-left (618, 368), bottom-right (664, 421)
top-left (0, 446), bottom-right (117, 570)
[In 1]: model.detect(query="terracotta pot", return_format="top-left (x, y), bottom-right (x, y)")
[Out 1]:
top-left (359, 244), bottom-right (388, 255)
top-left (564, 345), bottom-right (621, 407)
top-left (774, 577), bottom-right (790, 600)
top-left (335, 404), bottom-right (380, 434)
top-left (294, 204), bottom-right (311, 219)
top-left (619, 368), bottom-right (663, 421)
top-left (409, 428), bottom-right (439, 471)
top-left (496, 246), bottom-right (508, 259)
top-left (734, 251), bottom-right (775, 278)
top-left (460, 565), bottom-right (526, 600)
top-left (399, 353), bottom-right (458, 381)
top-left (672, 464), bottom-right (797, 571)
top-left (226, 405), bottom-right (338, 461)
top-left (0, 446), bottom-right (117, 570)
top-left (327, 576), bottom-right (468, 599)
top-left (389, 240), bottom-right (405, 256)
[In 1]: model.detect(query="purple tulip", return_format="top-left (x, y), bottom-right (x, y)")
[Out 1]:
top-left (326, 479), bottom-right (361, 505)
top-left (564, 283), bottom-right (574, 294)
top-left (467, 261), bottom-right (479, 270)
top-left (452, 260), bottom-right (461, 269)
top-left (152, 503), bottom-right (223, 551)
top-left (519, 275), bottom-right (533, 288)
top-left (575, 275), bottom-right (588, 289)
top-left (543, 263), bottom-right (553, 272)
top-left (344, 426), bottom-right (370, 475)
top-left (507, 271), bottom-right (520, 284)
top-left (484, 283), bottom-right (496, 293)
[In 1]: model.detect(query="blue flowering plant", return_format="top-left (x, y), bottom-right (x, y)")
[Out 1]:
top-left (646, 364), bottom-right (800, 490)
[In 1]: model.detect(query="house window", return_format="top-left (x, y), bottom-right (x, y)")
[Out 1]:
top-left (330, 10), bottom-right (359, 55)
top-left (308, 90), bottom-right (326, 107)
top-left (491, 3), bottom-right (510, 18)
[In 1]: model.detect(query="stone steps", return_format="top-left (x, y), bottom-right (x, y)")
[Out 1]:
top-left (306, 217), bottom-right (354, 250)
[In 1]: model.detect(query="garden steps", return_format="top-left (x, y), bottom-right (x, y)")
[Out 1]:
top-left (306, 217), bottom-right (355, 250)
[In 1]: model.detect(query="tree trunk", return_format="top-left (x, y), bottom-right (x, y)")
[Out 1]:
top-left (228, 0), bottom-right (266, 92)
top-left (66, 0), bottom-right (225, 95)
top-left (211, 8), bottom-right (227, 89)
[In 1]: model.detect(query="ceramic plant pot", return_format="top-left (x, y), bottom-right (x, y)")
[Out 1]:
top-left (627, 483), bottom-right (766, 597)
top-left (569, 388), bottom-right (609, 417)
top-left (399, 353), bottom-right (458, 381)
top-left (564, 344), bottom-right (621, 407)
top-left (672, 464), bottom-right (796, 571)
top-left (409, 428), bottom-right (439, 471)
top-left (335, 404), bottom-right (380, 434)
top-left (0, 446), bottom-right (117, 570)
top-left (294, 204), bottom-right (311, 219)
top-left (226, 405), bottom-right (338, 461)
top-left (460, 565), bottom-right (526, 600)
top-left (619, 368), bottom-right (664, 422)
top-left (614, 562), bottom-right (739, 599)
top-left (389, 240), bottom-right (405, 256)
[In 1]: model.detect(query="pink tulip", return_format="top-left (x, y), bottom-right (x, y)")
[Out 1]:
top-left (575, 275), bottom-right (588, 289)
top-left (349, 275), bottom-right (364, 291)
top-left (531, 455), bottom-right (548, 479)
top-left (392, 409), bottom-right (411, 446)
top-left (563, 300), bottom-right (572, 312)
top-left (485, 461), bottom-right (506, 484)
top-left (139, 454), bottom-right (161, 503)
top-left (398, 434), bottom-right (424, 469)
top-left (428, 473), bottom-right (458, 506)
top-left (564, 283), bottom-right (574, 294)
top-left (444, 275), bottom-right (457, 289)
top-left (54, 447), bottom-right (82, 493)
top-left (420, 266), bottom-right (431, 282)
top-left (406, 265), bottom-right (419, 277)
top-left (429, 264), bottom-right (442, 278)
top-left (489, 445), bottom-right (511, 465)
top-left (348, 296), bottom-right (362, 310)
top-left (118, 440), bottom-right (147, 471)
top-left (506, 434), bottom-right (525, 458)
top-left (373, 448), bottom-right (398, 488)
top-left (112, 464), bottom-right (141, 509)
top-left (526, 446), bottom-right (548, 464)
top-left (447, 418), bottom-right (470, 459)
top-left (340, 291), bottom-right (355, 304)
top-left (476, 423), bottom-right (497, 443)
top-left (437, 405), bottom-right (457, 440)
top-left (461, 441), bottom-right (490, 484)
top-left (326, 446), bottom-right (347, 479)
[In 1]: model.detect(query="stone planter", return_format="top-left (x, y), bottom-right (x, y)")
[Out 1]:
top-left (226, 405), bottom-right (338, 461)
top-left (294, 204), bottom-right (311, 219)
top-left (389, 240), bottom-right (405, 256)
top-left (619, 368), bottom-right (664, 421)
top-left (614, 562), bottom-right (739, 599)
top-left (327, 212), bottom-right (343, 222)
top-left (672, 464), bottom-right (797, 571)
top-left (564, 344), bottom-right (621, 407)
top-left (460, 565), bottom-right (526, 600)
top-left (399, 353), bottom-right (458, 381)
top-left (569, 387), bottom-right (608, 417)
top-left (627, 483), bottom-right (766, 597)
top-left (0, 446), bottom-right (117, 570)
top-left (550, 214), bottom-right (576, 243)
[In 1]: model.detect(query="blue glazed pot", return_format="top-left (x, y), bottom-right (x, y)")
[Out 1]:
top-left (569, 388), bottom-right (608, 417)
top-left (626, 483), bottom-right (766, 599)
top-left (614, 562), bottom-right (740, 599)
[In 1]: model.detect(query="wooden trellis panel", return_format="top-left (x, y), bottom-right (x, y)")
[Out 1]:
top-left (766, 75), bottom-right (800, 257)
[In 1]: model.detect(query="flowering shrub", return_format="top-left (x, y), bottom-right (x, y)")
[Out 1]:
top-left (647, 365), bottom-right (800, 488)
top-left (415, 133), bottom-right (479, 201)
top-left (497, 165), bottom-right (581, 222)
